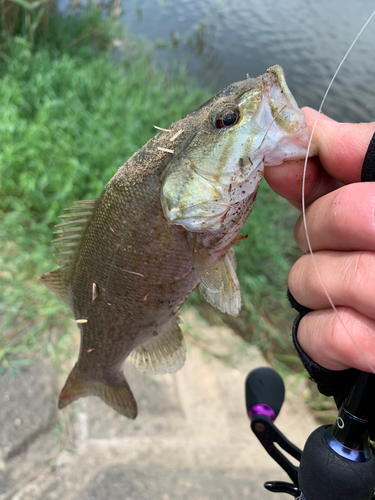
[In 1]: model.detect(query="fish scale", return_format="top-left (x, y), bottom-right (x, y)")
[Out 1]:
top-left (40, 66), bottom-right (317, 418)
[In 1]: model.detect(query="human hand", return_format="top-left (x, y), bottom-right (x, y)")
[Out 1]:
top-left (265, 108), bottom-right (375, 372)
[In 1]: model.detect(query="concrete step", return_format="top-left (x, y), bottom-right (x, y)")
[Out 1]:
top-left (0, 309), bottom-right (319, 500)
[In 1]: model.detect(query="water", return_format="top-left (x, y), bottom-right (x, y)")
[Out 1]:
top-left (124, 0), bottom-right (375, 123)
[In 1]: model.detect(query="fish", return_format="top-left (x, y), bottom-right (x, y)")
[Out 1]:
top-left (39, 65), bottom-right (317, 419)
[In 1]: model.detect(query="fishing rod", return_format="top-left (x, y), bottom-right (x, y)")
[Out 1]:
top-left (245, 367), bottom-right (375, 499)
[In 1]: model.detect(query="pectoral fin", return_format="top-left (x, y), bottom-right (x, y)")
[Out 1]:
top-left (199, 248), bottom-right (241, 316)
top-left (58, 363), bottom-right (137, 419)
top-left (193, 244), bottom-right (223, 293)
top-left (130, 316), bottom-right (186, 375)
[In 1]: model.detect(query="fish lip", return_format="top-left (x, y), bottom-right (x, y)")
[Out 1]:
top-left (165, 203), bottom-right (228, 224)
top-left (164, 203), bottom-right (228, 232)
top-left (259, 66), bottom-right (319, 161)
top-left (265, 65), bottom-right (298, 109)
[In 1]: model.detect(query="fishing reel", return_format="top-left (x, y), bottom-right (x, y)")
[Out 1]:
top-left (245, 367), bottom-right (375, 499)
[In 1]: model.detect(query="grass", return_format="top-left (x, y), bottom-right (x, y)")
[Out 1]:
top-left (0, 8), bottom-right (211, 370)
top-left (0, 3), bottom-right (303, 375)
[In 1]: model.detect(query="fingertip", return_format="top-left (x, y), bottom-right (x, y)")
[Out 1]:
top-left (297, 308), bottom-right (375, 372)
top-left (301, 107), bottom-right (337, 124)
top-left (302, 109), bottom-right (375, 183)
top-left (298, 311), bottom-right (352, 371)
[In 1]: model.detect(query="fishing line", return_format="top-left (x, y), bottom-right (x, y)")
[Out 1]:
top-left (302, 9), bottom-right (375, 374)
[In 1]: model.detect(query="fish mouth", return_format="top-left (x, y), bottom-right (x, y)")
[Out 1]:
top-left (256, 65), bottom-right (319, 161)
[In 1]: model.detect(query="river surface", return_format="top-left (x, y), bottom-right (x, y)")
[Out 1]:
top-left (124, 0), bottom-right (375, 123)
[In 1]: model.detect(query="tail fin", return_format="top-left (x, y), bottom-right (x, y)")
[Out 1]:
top-left (58, 363), bottom-right (138, 419)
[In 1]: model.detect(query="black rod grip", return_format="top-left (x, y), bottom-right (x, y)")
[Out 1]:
top-left (299, 426), bottom-right (375, 500)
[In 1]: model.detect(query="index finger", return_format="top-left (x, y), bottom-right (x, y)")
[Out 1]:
top-left (264, 107), bottom-right (375, 209)
top-left (305, 107), bottom-right (375, 182)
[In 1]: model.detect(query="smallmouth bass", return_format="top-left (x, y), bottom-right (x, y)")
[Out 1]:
top-left (40, 66), bottom-right (316, 419)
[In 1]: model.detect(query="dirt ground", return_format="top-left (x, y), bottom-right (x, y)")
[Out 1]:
top-left (0, 309), bottom-right (319, 500)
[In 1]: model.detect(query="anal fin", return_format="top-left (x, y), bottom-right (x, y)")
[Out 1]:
top-left (58, 363), bottom-right (137, 419)
top-left (130, 316), bottom-right (186, 375)
top-left (199, 248), bottom-right (241, 316)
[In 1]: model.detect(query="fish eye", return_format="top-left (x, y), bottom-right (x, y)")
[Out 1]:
top-left (213, 106), bottom-right (241, 129)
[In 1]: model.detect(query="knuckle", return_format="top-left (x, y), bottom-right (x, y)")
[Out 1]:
top-left (326, 187), bottom-right (351, 239)
top-left (326, 307), bottom-right (354, 357)
top-left (288, 255), bottom-right (312, 297)
top-left (326, 306), bottom-right (371, 360)
top-left (344, 252), bottom-right (374, 301)
top-left (329, 184), bottom-right (375, 241)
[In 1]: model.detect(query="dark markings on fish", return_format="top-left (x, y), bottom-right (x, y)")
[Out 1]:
top-left (228, 183), bottom-right (232, 193)
top-left (217, 132), bottom-right (235, 176)
top-left (212, 234), bottom-right (249, 256)
top-left (239, 157), bottom-right (244, 170)
top-left (248, 157), bottom-right (253, 166)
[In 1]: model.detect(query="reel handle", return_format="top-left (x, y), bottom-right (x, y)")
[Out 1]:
top-left (246, 368), bottom-right (302, 489)
top-left (245, 366), bottom-right (285, 421)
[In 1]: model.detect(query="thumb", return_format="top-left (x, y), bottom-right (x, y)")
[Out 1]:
top-left (303, 107), bottom-right (375, 184)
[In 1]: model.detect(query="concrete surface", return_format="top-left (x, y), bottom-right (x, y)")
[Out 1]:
top-left (0, 309), bottom-right (319, 500)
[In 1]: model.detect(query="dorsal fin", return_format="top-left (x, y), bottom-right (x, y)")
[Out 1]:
top-left (39, 199), bottom-right (97, 304)
top-left (52, 199), bottom-right (96, 266)
top-left (39, 268), bottom-right (70, 306)
top-left (199, 248), bottom-right (241, 316)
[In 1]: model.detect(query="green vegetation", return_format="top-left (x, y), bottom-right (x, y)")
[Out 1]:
top-left (0, 2), bottom-right (301, 373)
